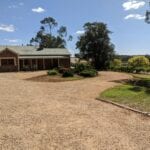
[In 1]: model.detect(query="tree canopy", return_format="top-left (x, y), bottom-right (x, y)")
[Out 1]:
top-left (30, 17), bottom-right (72, 49)
top-left (128, 56), bottom-right (150, 68)
top-left (76, 22), bottom-right (115, 70)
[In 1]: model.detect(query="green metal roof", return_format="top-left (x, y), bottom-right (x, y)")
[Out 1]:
top-left (0, 46), bottom-right (70, 56)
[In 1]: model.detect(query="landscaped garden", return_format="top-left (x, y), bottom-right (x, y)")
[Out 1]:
top-left (99, 74), bottom-right (150, 112)
top-left (27, 62), bottom-right (98, 82)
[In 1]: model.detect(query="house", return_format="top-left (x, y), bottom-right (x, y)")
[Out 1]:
top-left (0, 46), bottom-right (70, 72)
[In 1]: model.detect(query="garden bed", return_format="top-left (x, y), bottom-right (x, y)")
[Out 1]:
top-left (26, 74), bottom-right (83, 82)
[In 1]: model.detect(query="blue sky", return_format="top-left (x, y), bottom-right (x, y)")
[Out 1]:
top-left (0, 0), bottom-right (150, 55)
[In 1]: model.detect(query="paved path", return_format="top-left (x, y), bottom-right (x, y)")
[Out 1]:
top-left (0, 71), bottom-right (149, 150)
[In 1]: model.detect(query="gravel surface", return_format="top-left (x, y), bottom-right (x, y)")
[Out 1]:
top-left (0, 71), bottom-right (149, 150)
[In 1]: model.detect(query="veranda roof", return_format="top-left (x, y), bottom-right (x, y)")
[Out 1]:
top-left (0, 46), bottom-right (70, 56)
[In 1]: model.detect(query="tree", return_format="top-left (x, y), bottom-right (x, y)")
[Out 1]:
top-left (111, 59), bottom-right (122, 68)
top-left (40, 17), bottom-right (58, 34)
top-left (76, 22), bottom-right (115, 70)
top-left (128, 56), bottom-right (150, 68)
top-left (57, 26), bottom-right (67, 37)
top-left (30, 17), bottom-right (72, 49)
top-left (145, 2), bottom-right (150, 24)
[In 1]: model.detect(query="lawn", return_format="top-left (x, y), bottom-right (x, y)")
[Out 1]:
top-left (99, 74), bottom-right (150, 112)
top-left (100, 84), bottom-right (150, 112)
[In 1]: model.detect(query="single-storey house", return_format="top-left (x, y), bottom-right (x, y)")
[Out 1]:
top-left (0, 46), bottom-right (70, 72)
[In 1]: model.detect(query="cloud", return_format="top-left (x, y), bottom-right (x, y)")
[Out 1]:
top-left (32, 7), bottom-right (45, 13)
top-left (0, 24), bottom-right (15, 32)
top-left (76, 30), bottom-right (85, 35)
top-left (8, 2), bottom-right (24, 9)
top-left (4, 39), bottom-right (21, 43)
top-left (122, 0), bottom-right (145, 11)
top-left (124, 14), bottom-right (145, 20)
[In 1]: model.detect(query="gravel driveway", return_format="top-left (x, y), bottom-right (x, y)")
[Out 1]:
top-left (0, 71), bottom-right (149, 150)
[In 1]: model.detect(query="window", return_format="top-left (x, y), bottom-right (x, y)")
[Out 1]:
top-left (1, 59), bottom-right (15, 66)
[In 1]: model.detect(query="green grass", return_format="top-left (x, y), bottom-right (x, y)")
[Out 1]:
top-left (100, 84), bottom-right (150, 112)
top-left (132, 74), bottom-right (150, 80)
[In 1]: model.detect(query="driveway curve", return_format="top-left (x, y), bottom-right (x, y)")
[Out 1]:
top-left (0, 71), bottom-right (149, 150)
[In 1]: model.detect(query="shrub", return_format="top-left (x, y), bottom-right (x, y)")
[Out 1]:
top-left (120, 66), bottom-right (134, 73)
top-left (110, 59), bottom-right (122, 69)
top-left (128, 56), bottom-right (150, 68)
top-left (80, 69), bottom-right (98, 77)
top-left (131, 79), bottom-right (150, 88)
top-left (146, 67), bottom-right (150, 72)
top-left (133, 67), bottom-right (146, 73)
top-left (74, 63), bottom-right (92, 73)
top-left (62, 69), bottom-right (74, 77)
top-left (58, 67), bottom-right (67, 74)
top-left (47, 69), bottom-right (58, 76)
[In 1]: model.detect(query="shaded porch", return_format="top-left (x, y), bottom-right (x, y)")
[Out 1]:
top-left (19, 57), bottom-right (70, 71)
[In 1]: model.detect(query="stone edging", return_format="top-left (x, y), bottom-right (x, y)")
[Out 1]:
top-left (96, 98), bottom-right (150, 117)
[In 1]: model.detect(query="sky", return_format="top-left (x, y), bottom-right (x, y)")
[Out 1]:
top-left (0, 0), bottom-right (150, 55)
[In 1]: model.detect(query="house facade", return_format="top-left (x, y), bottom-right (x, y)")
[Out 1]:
top-left (0, 46), bottom-right (70, 72)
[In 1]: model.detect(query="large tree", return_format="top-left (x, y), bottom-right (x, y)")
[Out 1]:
top-left (40, 17), bottom-right (58, 34)
top-left (30, 17), bottom-right (72, 49)
top-left (76, 22), bottom-right (115, 70)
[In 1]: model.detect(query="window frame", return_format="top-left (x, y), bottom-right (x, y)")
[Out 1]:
top-left (0, 57), bottom-right (16, 66)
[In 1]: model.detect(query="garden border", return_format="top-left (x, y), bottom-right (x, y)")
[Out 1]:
top-left (96, 98), bottom-right (150, 117)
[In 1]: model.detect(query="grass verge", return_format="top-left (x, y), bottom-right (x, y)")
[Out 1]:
top-left (99, 84), bottom-right (150, 112)
top-left (132, 74), bottom-right (150, 80)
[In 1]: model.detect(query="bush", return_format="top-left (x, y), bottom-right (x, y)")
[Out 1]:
top-left (80, 69), bottom-right (98, 77)
top-left (136, 79), bottom-right (150, 88)
top-left (58, 67), bottom-right (68, 74)
top-left (110, 66), bottom-right (137, 73)
top-left (74, 63), bottom-right (92, 73)
top-left (131, 79), bottom-right (150, 88)
top-left (120, 66), bottom-right (134, 73)
top-left (62, 69), bottom-right (74, 77)
top-left (47, 69), bottom-right (58, 76)
top-left (110, 59), bottom-right (122, 69)
top-left (128, 56), bottom-right (150, 68)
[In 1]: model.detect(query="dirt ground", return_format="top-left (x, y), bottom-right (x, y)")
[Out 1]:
top-left (0, 71), bottom-right (150, 150)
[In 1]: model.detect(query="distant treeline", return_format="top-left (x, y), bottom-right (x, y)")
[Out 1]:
top-left (115, 55), bottom-right (150, 62)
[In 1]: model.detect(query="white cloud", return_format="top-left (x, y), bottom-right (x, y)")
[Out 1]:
top-left (0, 24), bottom-right (15, 32)
top-left (32, 7), bottom-right (45, 13)
top-left (122, 0), bottom-right (145, 11)
top-left (124, 14), bottom-right (145, 20)
top-left (8, 2), bottom-right (24, 9)
top-left (4, 39), bottom-right (21, 43)
top-left (76, 30), bottom-right (85, 35)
